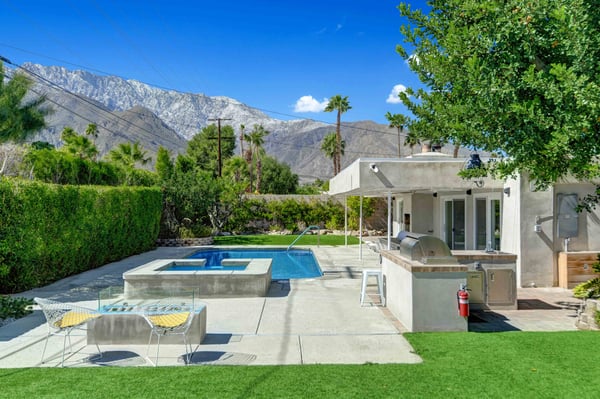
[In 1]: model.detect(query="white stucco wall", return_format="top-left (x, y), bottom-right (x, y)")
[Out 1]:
top-left (382, 253), bottom-right (468, 332)
top-left (505, 179), bottom-right (600, 287)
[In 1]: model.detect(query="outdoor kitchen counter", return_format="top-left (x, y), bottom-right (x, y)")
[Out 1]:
top-left (380, 249), bottom-right (468, 332)
top-left (381, 250), bottom-right (467, 272)
top-left (452, 251), bottom-right (517, 262)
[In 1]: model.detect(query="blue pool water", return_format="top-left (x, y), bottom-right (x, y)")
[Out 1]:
top-left (187, 248), bottom-right (322, 279)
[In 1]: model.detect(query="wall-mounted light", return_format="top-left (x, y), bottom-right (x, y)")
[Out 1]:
top-left (466, 189), bottom-right (472, 195)
top-left (503, 187), bottom-right (511, 196)
top-left (534, 215), bottom-right (542, 233)
top-left (433, 192), bottom-right (438, 198)
top-left (369, 163), bottom-right (379, 173)
top-left (465, 153), bottom-right (482, 169)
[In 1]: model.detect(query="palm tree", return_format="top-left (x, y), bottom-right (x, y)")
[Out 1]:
top-left (239, 124), bottom-right (246, 157)
top-left (0, 62), bottom-right (50, 144)
top-left (385, 112), bottom-right (407, 158)
top-left (321, 132), bottom-right (346, 176)
top-left (61, 126), bottom-right (98, 160)
top-left (324, 95), bottom-right (351, 175)
top-left (246, 124), bottom-right (269, 193)
top-left (85, 123), bottom-right (99, 140)
top-left (108, 141), bottom-right (151, 168)
top-left (405, 130), bottom-right (421, 155)
top-left (223, 155), bottom-right (249, 185)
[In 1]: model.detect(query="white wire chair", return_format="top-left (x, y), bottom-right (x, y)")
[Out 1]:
top-left (35, 297), bottom-right (102, 367)
top-left (143, 305), bottom-right (195, 366)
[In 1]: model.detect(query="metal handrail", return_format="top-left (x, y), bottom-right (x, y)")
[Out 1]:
top-left (287, 225), bottom-right (321, 251)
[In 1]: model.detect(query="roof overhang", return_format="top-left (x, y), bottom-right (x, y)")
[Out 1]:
top-left (328, 154), bottom-right (504, 197)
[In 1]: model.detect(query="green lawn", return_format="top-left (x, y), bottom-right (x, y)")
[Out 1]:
top-left (213, 234), bottom-right (360, 246)
top-left (2, 331), bottom-right (597, 398)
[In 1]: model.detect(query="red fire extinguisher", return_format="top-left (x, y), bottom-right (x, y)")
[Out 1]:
top-left (457, 284), bottom-right (469, 317)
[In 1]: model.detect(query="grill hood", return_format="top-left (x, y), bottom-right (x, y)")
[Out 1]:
top-left (397, 232), bottom-right (458, 265)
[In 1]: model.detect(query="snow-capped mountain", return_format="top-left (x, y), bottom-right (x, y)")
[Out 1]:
top-left (20, 63), bottom-right (401, 181)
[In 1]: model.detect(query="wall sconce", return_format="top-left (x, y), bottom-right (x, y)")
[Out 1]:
top-left (369, 163), bottom-right (379, 173)
top-left (503, 187), bottom-right (511, 196)
top-left (466, 189), bottom-right (472, 195)
top-left (534, 215), bottom-right (542, 233)
top-left (433, 192), bottom-right (438, 198)
top-left (465, 153), bottom-right (482, 169)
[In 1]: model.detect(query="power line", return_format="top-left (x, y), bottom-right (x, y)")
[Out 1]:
top-left (2, 53), bottom-right (413, 163)
top-left (0, 46), bottom-right (407, 139)
top-left (2, 56), bottom-right (188, 150)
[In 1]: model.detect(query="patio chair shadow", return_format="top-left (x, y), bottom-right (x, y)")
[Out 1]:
top-left (188, 351), bottom-right (257, 365)
top-left (88, 350), bottom-right (146, 367)
top-left (201, 333), bottom-right (235, 344)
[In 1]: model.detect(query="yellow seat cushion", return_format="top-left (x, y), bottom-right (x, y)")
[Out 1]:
top-left (56, 311), bottom-right (99, 328)
top-left (148, 312), bottom-right (190, 328)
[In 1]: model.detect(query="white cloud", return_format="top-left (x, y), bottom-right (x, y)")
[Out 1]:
top-left (294, 95), bottom-right (329, 112)
top-left (386, 84), bottom-right (407, 104)
top-left (406, 53), bottom-right (420, 66)
top-left (336, 23), bottom-right (343, 31)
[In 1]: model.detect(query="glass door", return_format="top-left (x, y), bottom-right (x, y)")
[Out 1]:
top-left (444, 199), bottom-right (465, 250)
top-left (474, 196), bottom-right (501, 251)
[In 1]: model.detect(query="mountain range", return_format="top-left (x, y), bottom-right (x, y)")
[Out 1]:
top-left (22, 63), bottom-right (414, 182)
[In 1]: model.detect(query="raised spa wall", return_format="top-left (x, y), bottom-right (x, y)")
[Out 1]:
top-left (123, 258), bottom-right (272, 298)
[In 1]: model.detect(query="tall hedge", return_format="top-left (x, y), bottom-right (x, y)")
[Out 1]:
top-left (0, 179), bottom-right (162, 293)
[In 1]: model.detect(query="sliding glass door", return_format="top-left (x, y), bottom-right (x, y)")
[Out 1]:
top-left (444, 198), bottom-right (465, 250)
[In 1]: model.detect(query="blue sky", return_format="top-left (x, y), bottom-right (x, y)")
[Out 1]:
top-left (0, 0), bottom-right (428, 124)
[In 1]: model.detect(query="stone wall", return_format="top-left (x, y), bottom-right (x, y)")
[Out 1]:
top-left (576, 299), bottom-right (599, 330)
top-left (156, 237), bottom-right (214, 247)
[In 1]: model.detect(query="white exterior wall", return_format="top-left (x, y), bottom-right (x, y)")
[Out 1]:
top-left (503, 179), bottom-right (600, 287)
top-left (501, 178), bottom-right (522, 286)
top-left (382, 254), bottom-right (468, 332)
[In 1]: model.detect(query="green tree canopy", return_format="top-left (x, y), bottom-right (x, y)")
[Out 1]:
top-left (186, 124), bottom-right (236, 176)
top-left (397, 0), bottom-right (600, 187)
top-left (258, 155), bottom-right (298, 194)
top-left (0, 62), bottom-right (50, 144)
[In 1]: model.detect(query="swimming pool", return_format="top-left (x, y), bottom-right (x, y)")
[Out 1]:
top-left (187, 248), bottom-right (322, 279)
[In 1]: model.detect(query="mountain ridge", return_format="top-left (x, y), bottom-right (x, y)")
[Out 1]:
top-left (20, 63), bottom-right (420, 181)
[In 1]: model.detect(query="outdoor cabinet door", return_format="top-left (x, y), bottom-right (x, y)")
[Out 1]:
top-left (486, 269), bottom-right (515, 305)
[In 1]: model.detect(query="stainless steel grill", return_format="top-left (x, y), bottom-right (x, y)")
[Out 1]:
top-left (397, 232), bottom-right (458, 265)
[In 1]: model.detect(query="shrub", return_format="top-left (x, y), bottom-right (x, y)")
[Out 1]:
top-left (0, 179), bottom-right (162, 293)
top-left (573, 255), bottom-right (600, 299)
top-left (0, 296), bottom-right (34, 320)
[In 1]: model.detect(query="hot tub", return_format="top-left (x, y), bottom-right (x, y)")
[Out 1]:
top-left (123, 258), bottom-right (272, 297)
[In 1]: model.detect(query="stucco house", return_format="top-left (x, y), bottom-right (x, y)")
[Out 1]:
top-left (328, 150), bottom-right (600, 289)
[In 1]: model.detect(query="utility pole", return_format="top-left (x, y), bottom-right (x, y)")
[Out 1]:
top-left (207, 117), bottom-right (232, 177)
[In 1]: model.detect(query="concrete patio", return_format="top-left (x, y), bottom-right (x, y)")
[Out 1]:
top-left (0, 245), bottom-right (582, 368)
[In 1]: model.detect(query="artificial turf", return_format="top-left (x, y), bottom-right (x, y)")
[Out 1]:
top-left (213, 234), bottom-right (360, 246)
top-left (1, 331), bottom-right (597, 398)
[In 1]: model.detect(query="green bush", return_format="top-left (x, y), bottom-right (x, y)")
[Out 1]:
top-left (0, 296), bottom-right (34, 320)
top-left (225, 198), bottom-right (346, 233)
top-left (0, 179), bottom-right (162, 293)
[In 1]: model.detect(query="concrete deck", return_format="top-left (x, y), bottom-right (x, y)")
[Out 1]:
top-left (0, 245), bottom-right (582, 368)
